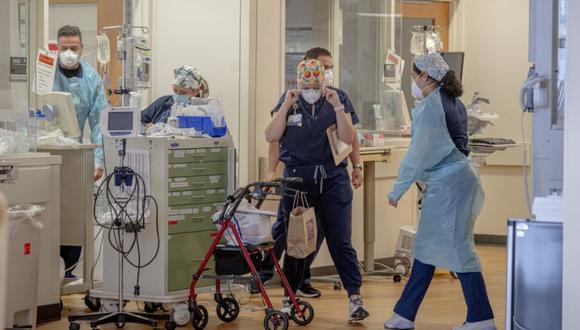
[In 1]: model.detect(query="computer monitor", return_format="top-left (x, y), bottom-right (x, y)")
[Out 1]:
top-left (440, 52), bottom-right (465, 82)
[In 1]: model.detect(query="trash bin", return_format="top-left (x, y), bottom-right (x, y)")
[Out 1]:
top-left (0, 204), bottom-right (45, 329)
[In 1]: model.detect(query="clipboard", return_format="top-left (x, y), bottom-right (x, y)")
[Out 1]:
top-left (326, 124), bottom-right (353, 165)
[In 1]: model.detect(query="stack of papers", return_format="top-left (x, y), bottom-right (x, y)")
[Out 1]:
top-left (532, 195), bottom-right (564, 223)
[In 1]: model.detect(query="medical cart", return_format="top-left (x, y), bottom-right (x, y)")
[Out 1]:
top-left (88, 136), bottom-right (235, 326)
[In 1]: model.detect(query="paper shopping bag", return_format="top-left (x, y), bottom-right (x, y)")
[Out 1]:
top-left (287, 192), bottom-right (317, 259)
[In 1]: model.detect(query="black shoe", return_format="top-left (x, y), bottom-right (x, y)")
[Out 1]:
top-left (297, 283), bottom-right (321, 298)
top-left (248, 277), bottom-right (261, 294)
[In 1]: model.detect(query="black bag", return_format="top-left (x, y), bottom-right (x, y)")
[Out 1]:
top-left (213, 245), bottom-right (263, 275)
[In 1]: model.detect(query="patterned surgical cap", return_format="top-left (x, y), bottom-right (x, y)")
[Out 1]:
top-left (297, 59), bottom-right (325, 88)
top-left (415, 53), bottom-right (449, 82)
top-left (173, 65), bottom-right (203, 90)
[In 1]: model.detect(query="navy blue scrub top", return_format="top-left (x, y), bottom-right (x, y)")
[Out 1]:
top-left (439, 89), bottom-right (470, 157)
top-left (272, 87), bottom-right (360, 169)
top-left (141, 95), bottom-right (174, 124)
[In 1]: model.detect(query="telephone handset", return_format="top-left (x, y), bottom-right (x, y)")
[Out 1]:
top-left (520, 65), bottom-right (547, 112)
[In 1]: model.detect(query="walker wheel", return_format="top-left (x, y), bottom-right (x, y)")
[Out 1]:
top-left (216, 297), bottom-right (240, 322)
top-left (333, 282), bottom-right (342, 291)
top-left (290, 300), bottom-right (315, 326)
top-left (190, 305), bottom-right (209, 330)
top-left (171, 304), bottom-right (191, 326)
top-left (84, 295), bottom-right (101, 312)
top-left (69, 322), bottom-right (80, 330)
top-left (393, 274), bottom-right (402, 283)
top-left (263, 310), bottom-right (289, 330)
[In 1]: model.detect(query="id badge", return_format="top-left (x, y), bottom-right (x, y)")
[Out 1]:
top-left (287, 113), bottom-right (303, 127)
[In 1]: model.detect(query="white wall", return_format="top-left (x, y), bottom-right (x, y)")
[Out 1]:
top-left (563, 0), bottom-right (580, 327)
top-left (450, 0), bottom-right (531, 142)
top-left (150, 0), bottom-right (247, 182)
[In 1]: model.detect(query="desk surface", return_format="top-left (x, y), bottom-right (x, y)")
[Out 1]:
top-left (37, 144), bottom-right (98, 151)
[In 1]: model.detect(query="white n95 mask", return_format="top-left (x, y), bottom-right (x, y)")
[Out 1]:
top-left (324, 69), bottom-right (334, 86)
top-left (411, 79), bottom-right (424, 100)
top-left (59, 50), bottom-right (80, 69)
top-left (301, 89), bottom-right (322, 105)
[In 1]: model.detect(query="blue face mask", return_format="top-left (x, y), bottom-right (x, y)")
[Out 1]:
top-left (173, 94), bottom-right (191, 105)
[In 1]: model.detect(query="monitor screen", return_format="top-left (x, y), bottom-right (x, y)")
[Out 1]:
top-left (441, 52), bottom-right (465, 82)
top-left (108, 111), bottom-right (134, 131)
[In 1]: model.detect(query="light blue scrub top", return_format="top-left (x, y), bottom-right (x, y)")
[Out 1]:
top-left (53, 59), bottom-right (108, 167)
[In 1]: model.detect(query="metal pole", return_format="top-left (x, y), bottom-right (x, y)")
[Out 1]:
top-left (121, 0), bottom-right (134, 106)
top-left (363, 161), bottom-right (376, 272)
top-left (118, 231), bottom-right (123, 313)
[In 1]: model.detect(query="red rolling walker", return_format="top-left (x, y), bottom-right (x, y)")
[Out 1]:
top-left (187, 178), bottom-right (314, 330)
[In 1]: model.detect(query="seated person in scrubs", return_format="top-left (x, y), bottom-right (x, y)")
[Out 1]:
top-left (264, 59), bottom-right (369, 322)
top-left (141, 65), bottom-right (209, 125)
top-left (384, 53), bottom-right (496, 330)
top-left (53, 25), bottom-right (108, 280)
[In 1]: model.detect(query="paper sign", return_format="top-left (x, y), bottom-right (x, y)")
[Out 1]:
top-left (326, 124), bottom-right (353, 165)
top-left (36, 49), bottom-right (57, 94)
top-left (384, 49), bottom-right (405, 90)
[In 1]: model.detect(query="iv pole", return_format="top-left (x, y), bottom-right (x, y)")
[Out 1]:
top-left (67, 1), bottom-right (174, 329)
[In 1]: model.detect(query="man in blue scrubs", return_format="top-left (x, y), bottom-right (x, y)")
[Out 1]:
top-left (53, 25), bottom-right (108, 280)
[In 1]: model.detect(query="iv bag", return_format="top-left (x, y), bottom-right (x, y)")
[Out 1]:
top-left (96, 34), bottom-right (111, 65)
top-left (410, 31), bottom-right (424, 56)
top-left (425, 31), bottom-right (443, 53)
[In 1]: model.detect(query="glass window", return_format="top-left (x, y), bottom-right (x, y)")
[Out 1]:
top-left (284, 0), bottom-right (405, 137)
top-left (285, 0), bottom-right (333, 90)
top-left (338, 0), bottom-right (404, 134)
top-left (0, 0), bottom-right (36, 154)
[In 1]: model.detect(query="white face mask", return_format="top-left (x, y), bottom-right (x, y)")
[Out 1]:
top-left (301, 89), bottom-right (322, 105)
top-left (411, 79), bottom-right (424, 100)
top-left (324, 69), bottom-right (334, 86)
top-left (59, 49), bottom-right (80, 69)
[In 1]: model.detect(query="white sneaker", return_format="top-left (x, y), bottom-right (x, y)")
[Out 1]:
top-left (384, 313), bottom-right (415, 329)
top-left (348, 295), bottom-right (370, 322)
top-left (281, 297), bottom-right (292, 315)
top-left (451, 319), bottom-right (497, 330)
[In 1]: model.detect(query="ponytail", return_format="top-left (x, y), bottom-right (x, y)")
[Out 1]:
top-left (439, 70), bottom-right (463, 98)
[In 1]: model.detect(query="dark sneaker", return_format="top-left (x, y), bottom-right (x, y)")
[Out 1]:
top-left (297, 283), bottom-right (321, 298)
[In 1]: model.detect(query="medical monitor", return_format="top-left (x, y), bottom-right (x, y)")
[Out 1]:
top-left (440, 52), bottom-right (465, 82)
top-left (101, 106), bottom-right (140, 138)
top-left (37, 92), bottom-right (81, 138)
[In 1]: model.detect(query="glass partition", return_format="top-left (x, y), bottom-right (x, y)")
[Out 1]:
top-left (338, 0), bottom-right (405, 137)
top-left (0, 0), bottom-right (37, 154)
top-left (284, 0), bottom-right (405, 142)
top-left (285, 0), bottom-right (333, 90)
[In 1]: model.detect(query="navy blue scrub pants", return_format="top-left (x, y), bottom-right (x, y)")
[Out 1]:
top-left (394, 259), bottom-right (494, 323)
top-left (60, 246), bottom-right (82, 277)
top-left (281, 167), bottom-right (362, 297)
